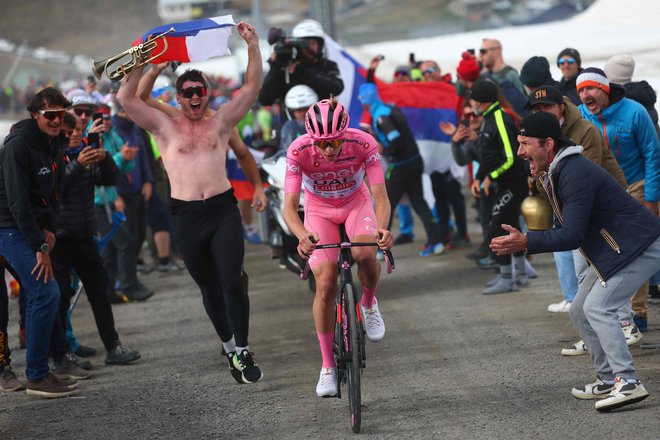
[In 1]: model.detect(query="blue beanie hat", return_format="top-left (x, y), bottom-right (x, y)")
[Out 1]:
top-left (358, 83), bottom-right (381, 107)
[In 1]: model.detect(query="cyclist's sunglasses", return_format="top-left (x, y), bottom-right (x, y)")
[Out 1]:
top-left (314, 139), bottom-right (344, 150)
top-left (39, 109), bottom-right (67, 121)
top-left (179, 86), bottom-right (208, 99)
top-left (423, 67), bottom-right (438, 75)
top-left (558, 58), bottom-right (576, 66)
top-left (73, 108), bottom-right (93, 117)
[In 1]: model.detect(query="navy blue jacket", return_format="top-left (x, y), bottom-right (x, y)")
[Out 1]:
top-left (527, 146), bottom-right (660, 283)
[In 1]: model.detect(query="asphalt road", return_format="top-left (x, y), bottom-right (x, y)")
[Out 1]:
top-left (1, 231), bottom-right (659, 439)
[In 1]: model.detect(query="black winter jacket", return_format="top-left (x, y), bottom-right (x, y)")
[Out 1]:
top-left (475, 102), bottom-right (526, 183)
top-left (557, 69), bottom-right (583, 106)
top-left (0, 118), bottom-right (66, 250)
top-left (258, 57), bottom-right (344, 108)
top-left (623, 80), bottom-right (660, 134)
top-left (57, 149), bottom-right (119, 240)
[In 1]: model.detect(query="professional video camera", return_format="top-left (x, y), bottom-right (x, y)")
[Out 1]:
top-left (267, 27), bottom-right (311, 67)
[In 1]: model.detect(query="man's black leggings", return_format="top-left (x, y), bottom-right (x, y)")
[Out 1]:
top-left (170, 189), bottom-right (250, 347)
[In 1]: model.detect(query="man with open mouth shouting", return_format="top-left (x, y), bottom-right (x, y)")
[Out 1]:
top-left (117, 21), bottom-right (265, 384)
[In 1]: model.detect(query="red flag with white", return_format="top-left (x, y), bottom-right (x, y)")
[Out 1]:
top-left (132, 15), bottom-right (235, 64)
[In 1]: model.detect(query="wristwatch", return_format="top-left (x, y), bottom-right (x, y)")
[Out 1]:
top-left (38, 243), bottom-right (50, 253)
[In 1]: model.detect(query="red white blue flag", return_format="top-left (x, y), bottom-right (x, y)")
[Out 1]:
top-left (132, 15), bottom-right (235, 64)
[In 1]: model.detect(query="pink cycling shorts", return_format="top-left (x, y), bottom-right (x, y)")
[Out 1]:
top-left (304, 191), bottom-right (378, 269)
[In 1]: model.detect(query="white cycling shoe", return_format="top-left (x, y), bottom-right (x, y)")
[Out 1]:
top-left (360, 299), bottom-right (385, 342)
top-left (316, 367), bottom-right (337, 397)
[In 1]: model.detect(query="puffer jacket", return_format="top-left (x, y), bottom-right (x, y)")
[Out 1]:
top-left (57, 148), bottom-right (118, 239)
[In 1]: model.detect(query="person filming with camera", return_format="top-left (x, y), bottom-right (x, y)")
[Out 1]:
top-left (258, 19), bottom-right (344, 122)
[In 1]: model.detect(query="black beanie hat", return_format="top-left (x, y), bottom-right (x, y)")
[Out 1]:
top-left (520, 56), bottom-right (552, 88)
top-left (469, 78), bottom-right (498, 103)
top-left (557, 48), bottom-right (581, 67)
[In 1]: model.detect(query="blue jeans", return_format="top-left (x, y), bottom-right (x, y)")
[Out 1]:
top-left (0, 228), bottom-right (60, 380)
top-left (553, 251), bottom-right (578, 302)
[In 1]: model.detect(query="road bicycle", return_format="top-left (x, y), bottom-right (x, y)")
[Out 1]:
top-left (301, 228), bottom-right (394, 433)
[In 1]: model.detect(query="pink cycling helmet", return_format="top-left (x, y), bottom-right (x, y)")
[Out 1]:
top-left (304, 98), bottom-right (350, 140)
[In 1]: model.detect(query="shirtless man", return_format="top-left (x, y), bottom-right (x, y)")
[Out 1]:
top-left (118, 21), bottom-right (264, 384)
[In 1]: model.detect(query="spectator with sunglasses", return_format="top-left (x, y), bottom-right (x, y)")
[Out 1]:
top-left (556, 48), bottom-right (583, 105)
top-left (479, 39), bottom-right (525, 96)
top-left (420, 60), bottom-right (452, 84)
top-left (0, 87), bottom-right (75, 397)
top-left (118, 21), bottom-right (265, 384)
top-left (421, 59), bottom-right (469, 249)
top-left (67, 88), bottom-right (99, 130)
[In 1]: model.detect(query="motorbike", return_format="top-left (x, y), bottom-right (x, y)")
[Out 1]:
top-left (259, 148), bottom-right (316, 292)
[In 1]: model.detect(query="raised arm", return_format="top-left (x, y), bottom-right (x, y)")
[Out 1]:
top-left (137, 63), bottom-right (182, 118)
top-left (215, 21), bottom-right (263, 130)
top-left (117, 64), bottom-right (172, 134)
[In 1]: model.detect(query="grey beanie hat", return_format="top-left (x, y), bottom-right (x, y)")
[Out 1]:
top-left (604, 54), bottom-right (635, 84)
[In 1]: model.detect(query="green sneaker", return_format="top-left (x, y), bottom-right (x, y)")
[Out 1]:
top-left (232, 350), bottom-right (263, 384)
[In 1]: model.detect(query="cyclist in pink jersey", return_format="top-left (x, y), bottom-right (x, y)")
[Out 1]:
top-left (283, 99), bottom-right (394, 397)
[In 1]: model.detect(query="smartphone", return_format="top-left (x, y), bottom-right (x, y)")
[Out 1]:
top-left (460, 119), bottom-right (469, 127)
top-left (93, 112), bottom-right (103, 123)
top-left (87, 132), bottom-right (100, 148)
top-left (376, 55), bottom-right (385, 61)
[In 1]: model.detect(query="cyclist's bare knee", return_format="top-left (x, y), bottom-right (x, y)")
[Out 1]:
top-left (313, 263), bottom-right (338, 299)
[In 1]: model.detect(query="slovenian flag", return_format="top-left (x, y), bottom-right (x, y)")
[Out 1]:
top-left (132, 15), bottom-right (235, 64)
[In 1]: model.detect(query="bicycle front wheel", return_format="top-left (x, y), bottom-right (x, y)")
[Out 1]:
top-left (344, 283), bottom-right (362, 433)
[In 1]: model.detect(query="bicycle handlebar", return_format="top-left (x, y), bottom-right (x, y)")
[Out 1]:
top-left (299, 242), bottom-right (395, 281)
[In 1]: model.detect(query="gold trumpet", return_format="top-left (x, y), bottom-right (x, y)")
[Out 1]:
top-left (90, 27), bottom-right (175, 81)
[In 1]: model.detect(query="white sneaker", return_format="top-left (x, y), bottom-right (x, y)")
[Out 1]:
top-left (315, 367), bottom-right (337, 397)
top-left (594, 377), bottom-right (650, 412)
top-left (547, 299), bottom-right (571, 313)
top-left (561, 340), bottom-right (588, 356)
top-left (621, 322), bottom-right (643, 345)
top-left (360, 299), bottom-right (385, 342)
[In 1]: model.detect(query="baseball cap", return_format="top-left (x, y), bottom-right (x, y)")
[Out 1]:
top-left (519, 111), bottom-right (575, 147)
top-left (66, 88), bottom-right (98, 107)
top-left (526, 86), bottom-right (564, 109)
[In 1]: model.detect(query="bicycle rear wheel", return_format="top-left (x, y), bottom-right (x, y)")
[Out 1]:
top-left (344, 283), bottom-right (361, 433)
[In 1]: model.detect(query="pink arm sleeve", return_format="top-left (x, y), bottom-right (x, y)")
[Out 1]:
top-left (364, 146), bottom-right (385, 186)
top-left (284, 157), bottom-right (303, 194)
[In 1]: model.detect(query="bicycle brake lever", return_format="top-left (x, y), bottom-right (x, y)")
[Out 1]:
top-left (383, 250), bottom-right (395, 273)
